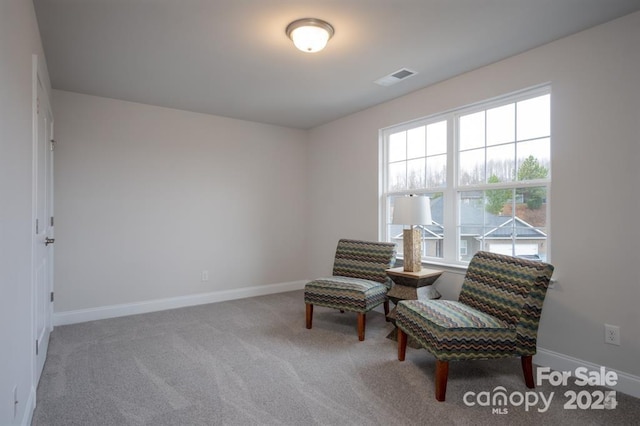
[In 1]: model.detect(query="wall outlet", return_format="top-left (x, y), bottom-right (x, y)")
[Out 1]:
top-left (201, 270), bottom-right (209, 282)
top-left (604, 324), bottom-right (620, 346)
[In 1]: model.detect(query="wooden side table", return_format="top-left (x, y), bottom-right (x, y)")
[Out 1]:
top-left (385, 267), bottom-right (443, 345)
top-left (386, 267), bottom-right (443, 308)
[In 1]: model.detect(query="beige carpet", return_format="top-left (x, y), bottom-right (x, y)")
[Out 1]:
top-left (32, 290), bottom-right (640, 425)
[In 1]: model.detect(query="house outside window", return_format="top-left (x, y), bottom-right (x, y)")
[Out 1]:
top-left (459, 239), bottom-right (468, 257)
top-left (380, 86), bottom-right (550, 266)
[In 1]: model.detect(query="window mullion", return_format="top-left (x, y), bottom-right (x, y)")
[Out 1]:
top-left (379, 129), bottom-right (390, 242)
top-left (443, 114), bottom-right (457, 263)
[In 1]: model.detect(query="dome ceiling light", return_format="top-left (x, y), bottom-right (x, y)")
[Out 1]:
top-left (286, 18), bottom-right (334, 53)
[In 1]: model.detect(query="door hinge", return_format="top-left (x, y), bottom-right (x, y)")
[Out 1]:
top-left (35, 339), bottom-right (39, 356)
top-left (50, 139), bottom-right (56, 151)
top-left (50, 292), bottom-right (54, 302)
top-left (36, 219), bottom-right (39, 234)
top-left (50, 216), bottom-right (54, 227)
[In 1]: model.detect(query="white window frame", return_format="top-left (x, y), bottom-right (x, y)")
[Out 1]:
top-left (379, 85), bottom-right (551, 267)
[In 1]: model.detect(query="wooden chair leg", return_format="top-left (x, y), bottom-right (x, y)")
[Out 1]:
top-left (397, 328), bottom-right (407, 361)
top-left (435, 360), bottom-right (449, 402)
top-left (522, 355), bottom-right (535, 388)
top-left (357, 313), bottom-right (366, 341)
top-left (305, 303), bottom-right (313, 329)
top-left (383, 300), bottom-right (390, 321)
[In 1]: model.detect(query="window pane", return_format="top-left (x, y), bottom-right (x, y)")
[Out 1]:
top-left (460, 187), bottom-right (548, 261)
top-left (426, 121), bottom-right (447, 155)
top-left (459, 111), bottom-right (485, 150)
top-left (388, 196), bottom-right (404, 258)
top-left (478, 185), bottom-right (548, 261)
top-left (517, 94), bottom-right (550, 141)
top-left (388, 161), bottom-right (406, 190)
top-left (389, 131), bottom-right (406, 162)
top-left (459, 191), bottom-right (485, 261)
top-left (459, 191), bottom-right (486, 226)
top-left (459, 239), bottom-right (468, 256)
top-left (426, 154), bottom-right (446, 187)
top-left (486, 242), bottom-right (515, 257)
top-left (407, 158), bottom-right (425, 189)
top-left (511, 185), bottom-right (547, 261)
top-left (459, 148), bottom-right (485, 185)
top-left (487, 103), bottom-right (515, 146)
top-left (487, 143), bottom-right (515, 182)
top-left (407, 126), bottom-right (426, 159)
top-left (423, 194), bottom-right (444, 259)
top-left (485, 186), bottom-right (512, 216)
top-left (517, 138), bottom-right (550, 180)
top-left (515, 186), bottom-right (547, 216)
top-left (458, 234), bottom-right (479, 262)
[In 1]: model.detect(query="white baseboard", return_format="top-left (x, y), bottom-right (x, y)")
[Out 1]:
top-left (21, 386), bottom-right (35, 426)
top-left (534, 347), bottom-right (640, 398)
top-left (53, 280), bottom-right (307, 326)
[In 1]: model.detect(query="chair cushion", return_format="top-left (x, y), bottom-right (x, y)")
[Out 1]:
top-left (332, 239), bottom-right (396, 287)
top-left (304, 276), bottom-right (388, 313)
top-left (458, 251), bottom-right (552, 327)
top-left (396, 299), bottom-right (517, 361)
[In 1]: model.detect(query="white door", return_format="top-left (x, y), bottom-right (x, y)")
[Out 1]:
top-left (33, 59), bottom-right (54, 384)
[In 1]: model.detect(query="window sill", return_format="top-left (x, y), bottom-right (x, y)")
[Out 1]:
top-left (395, 256), bottom-right (468, 275)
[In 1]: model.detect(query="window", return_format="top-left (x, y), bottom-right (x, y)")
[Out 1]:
top-left (381, 87), bottom-right (550, 265)
top-left (460, 239), bottom-right (468, 257)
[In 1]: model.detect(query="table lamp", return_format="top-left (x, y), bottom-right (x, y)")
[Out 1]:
top-left (392, 195), bottom-right (432, 272)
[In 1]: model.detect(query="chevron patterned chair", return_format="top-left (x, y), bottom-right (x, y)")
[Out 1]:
top-left (396, 251), bottom-right (554, 401)
top-left (304, 239), bottom-right (396, 341)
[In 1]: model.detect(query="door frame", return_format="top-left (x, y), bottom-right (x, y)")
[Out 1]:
top-left (31, 53), bottom-right (54, 402)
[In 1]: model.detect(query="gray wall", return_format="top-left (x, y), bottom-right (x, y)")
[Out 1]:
top-left (52, 91), bottom-right (309, 312)
top-left (307, 12), bottom-right (640, 377)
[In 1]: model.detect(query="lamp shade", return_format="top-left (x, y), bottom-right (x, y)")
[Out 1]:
top-left (392, 196), bottom-right (432, 226)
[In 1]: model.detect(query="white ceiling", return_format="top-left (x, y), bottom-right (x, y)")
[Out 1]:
top-left (33, 0), bottom-right (640, 130)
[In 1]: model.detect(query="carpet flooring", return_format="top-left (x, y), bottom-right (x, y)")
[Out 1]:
top-left (32, 290), bottom-right (640, 425)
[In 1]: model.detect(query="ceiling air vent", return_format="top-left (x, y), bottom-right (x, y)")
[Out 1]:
top-left (374, 68), bottom-right (418, 87)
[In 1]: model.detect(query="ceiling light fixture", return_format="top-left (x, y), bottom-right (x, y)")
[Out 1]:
top-left (286, 18), bottom-right (334, 53)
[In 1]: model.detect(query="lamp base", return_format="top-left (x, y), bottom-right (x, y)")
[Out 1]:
top-left (403, 228), bottom-right (422, 272)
